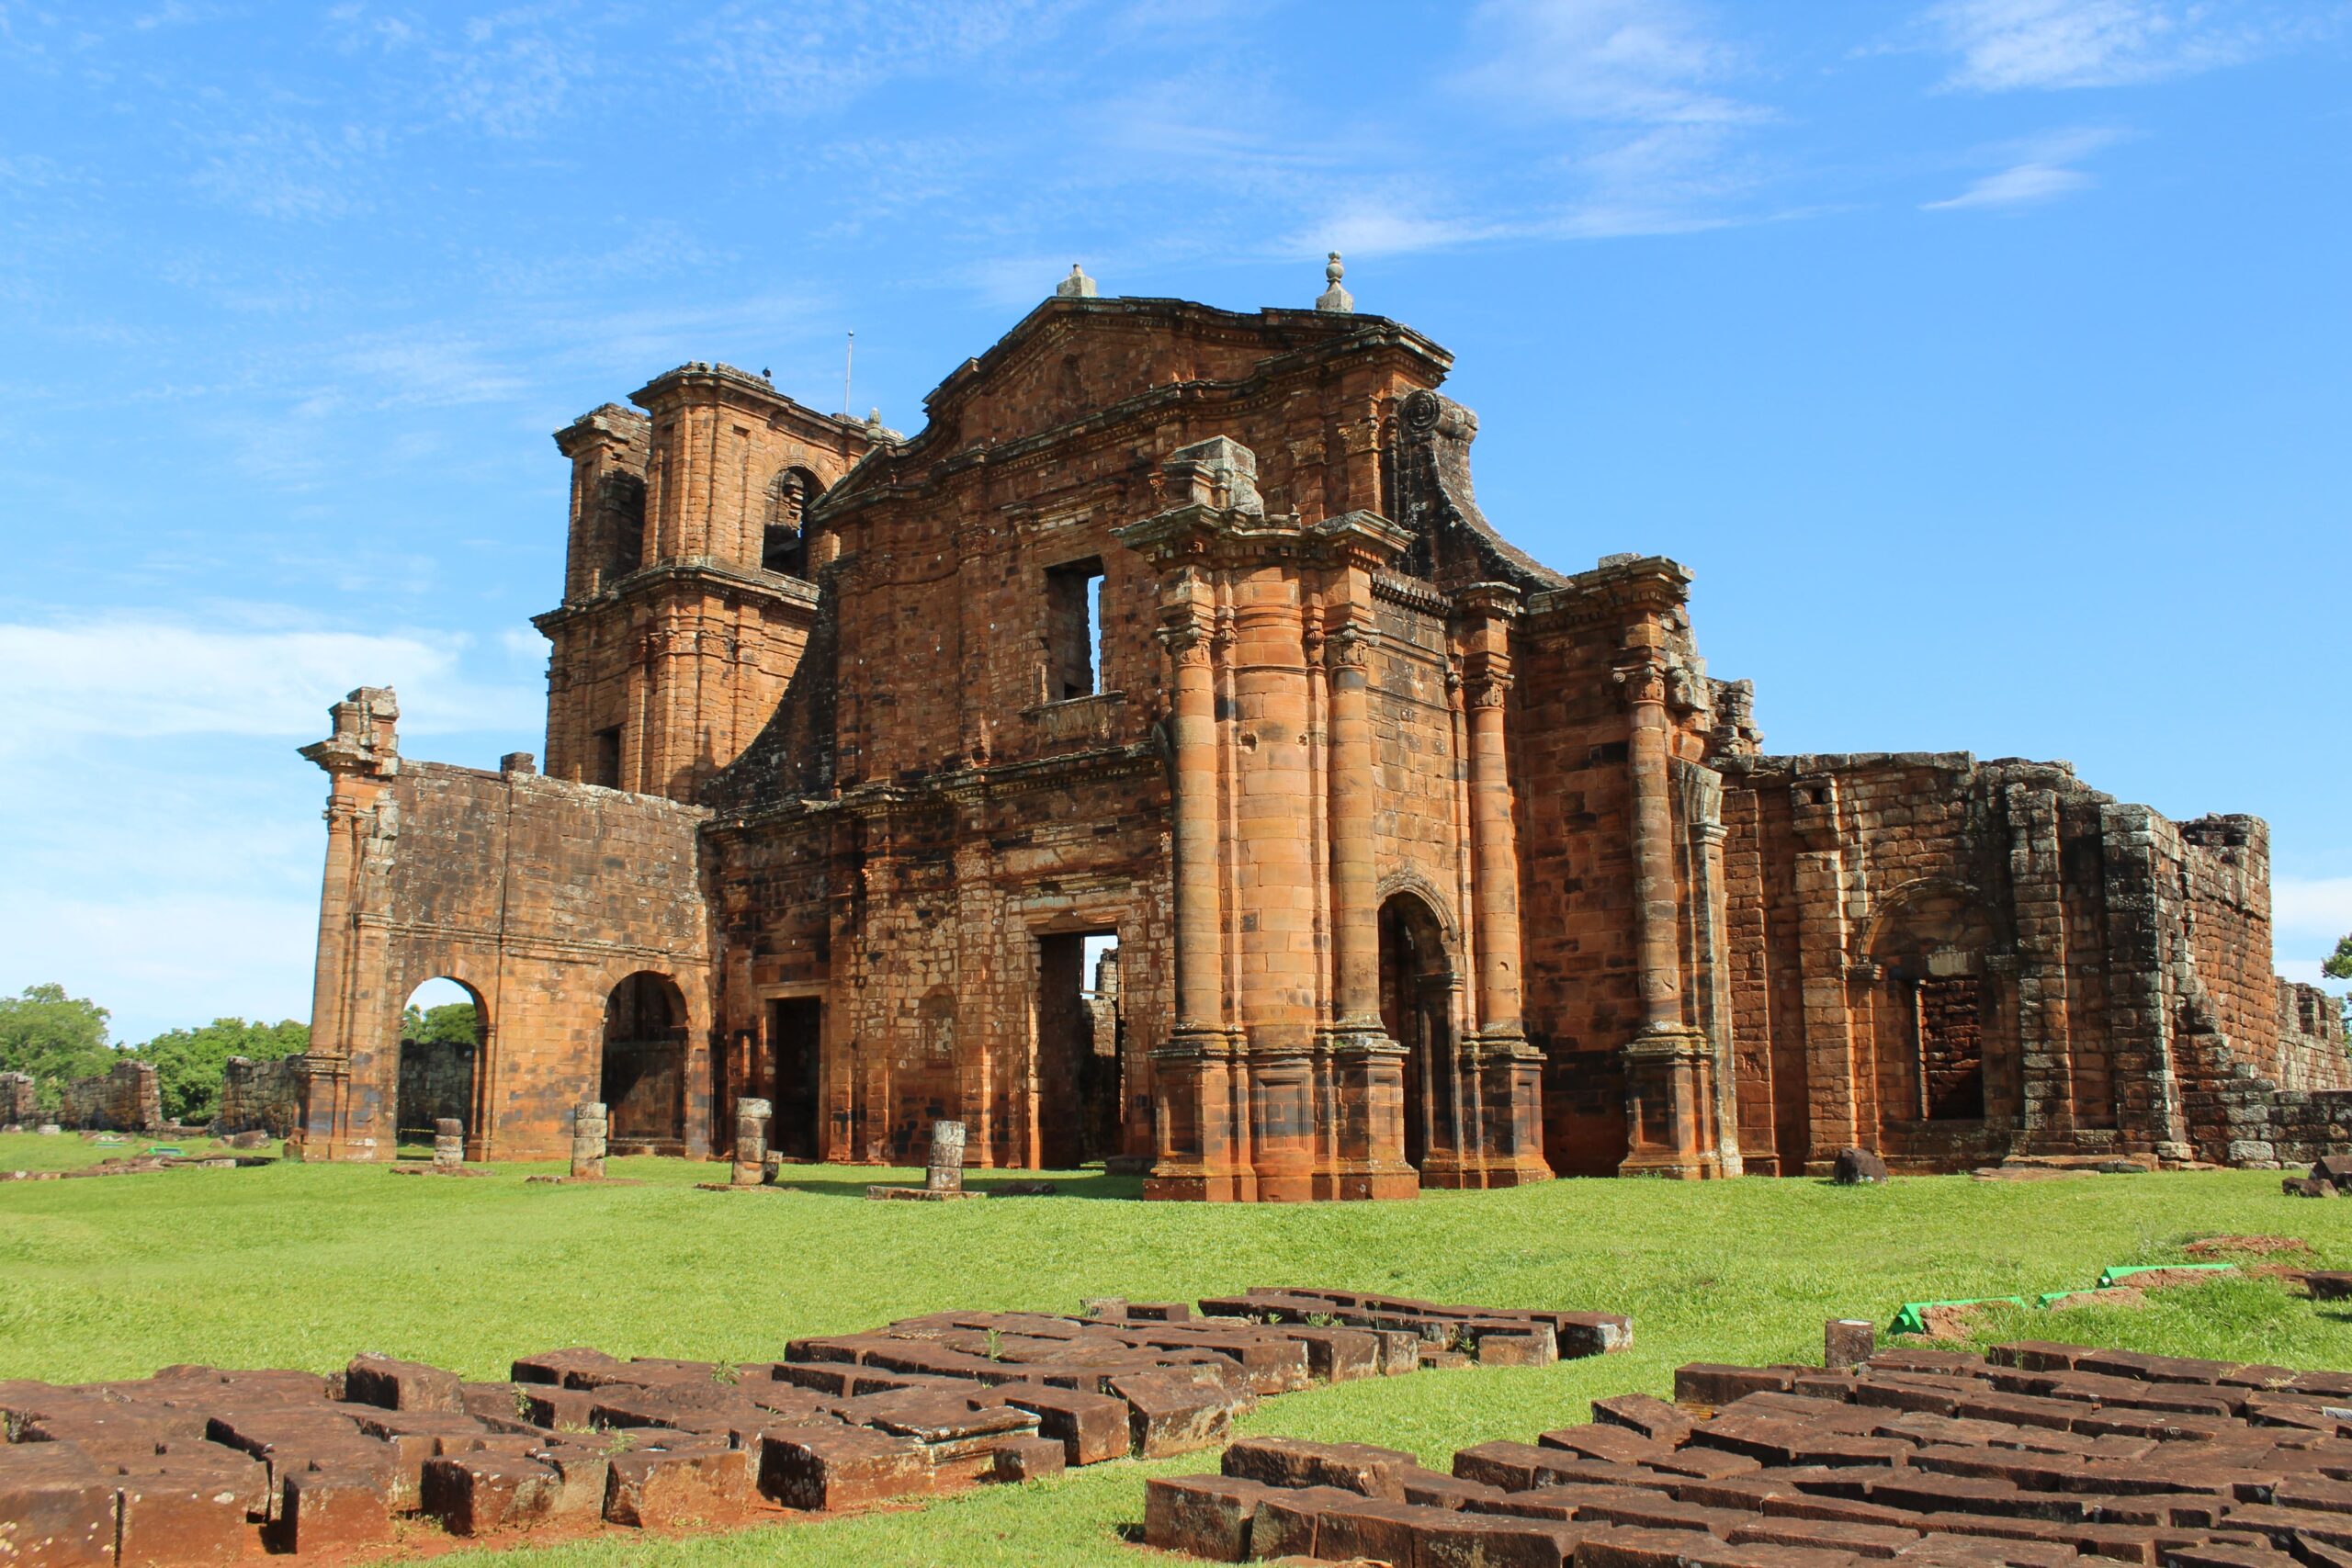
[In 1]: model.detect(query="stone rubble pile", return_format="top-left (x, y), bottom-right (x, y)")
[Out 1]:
top-left (2280, 1156), bottom-right (2352, 1199)
top-left (0, 1288), bottom-right (1627, 1563)
top-left (1147, 1339), bottom-right (2352, 1567)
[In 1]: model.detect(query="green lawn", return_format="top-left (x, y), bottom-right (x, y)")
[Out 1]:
top-left (0, 1128), bottom-right (274, 1173)
top-left (2, 1145), bottom-right (2347, 1567)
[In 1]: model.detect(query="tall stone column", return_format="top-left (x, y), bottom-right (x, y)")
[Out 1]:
top-left (1615, 640), bottom-right (1718, 1179)
top-left (1454, 585), bottom-right (1550, 1189)
top-left (1146, 611), bottom-right (1244, 1201)
top-left (299, 687), bottom-right (401, 1162)
top-left (1323, 617), bottom-right (1416, 1200)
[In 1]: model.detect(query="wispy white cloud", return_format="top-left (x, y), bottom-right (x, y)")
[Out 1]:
top-left (1923, 125), bottom-right (2124, 209)
top-left (682, 0), bottom-right (1083, 118)
top-left (0, 614), bottom-right (542, 749)
top-left (1918, 0), bottom-right (2303, 91)
top-left (1454, 0), bottom-right (1759, 124)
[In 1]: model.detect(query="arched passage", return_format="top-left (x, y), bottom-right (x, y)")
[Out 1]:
top-left (397, 977), bottom-right (482, 1156)
top-left (602, 971), bottom-right (688, 1154)
top-left (1378, 892), bottom-right (1455, 1176)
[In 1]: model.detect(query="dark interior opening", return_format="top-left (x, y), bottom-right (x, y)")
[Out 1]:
top-left (1036, 931), bottom-right (1121, 1168)
top-left (603, 971), bottom-right (687, 1152)
top-left (1378, 895), bottom-right (1453, 1175)
top-left (1045, 558), bottom-right (1105, 701)
top-left (767, 997), bottom-right (823, 1162)
top-left (591, 727), bottom-right (622, 790)
top-left (763, 468), bottom-right (818, 576)
top-left (600, 471), bottom-right (644, 586)
top-left (1917, 976), bottom-right (1987, 1120)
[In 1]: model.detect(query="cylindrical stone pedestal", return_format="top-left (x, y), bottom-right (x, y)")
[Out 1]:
top-left (733, 1099), bottom-right (772, 1188)
top-left (927, 1120), bottom-right (967, 1193)
top-left (571, 1100), bottom-right (607, 1180)
top-left (432, 1118), bottom-right (464, 1172)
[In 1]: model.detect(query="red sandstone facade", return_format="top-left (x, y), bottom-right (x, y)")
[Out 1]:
top-left (294, 288), bottom-right (2352, 1190)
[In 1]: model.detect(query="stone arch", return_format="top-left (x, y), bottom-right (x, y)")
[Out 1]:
top-left (1374, 868), bottom-right (1463, 953)
top-left (763, 467), bottom-right (823, 576)
top-left (394, 975), bottom-right (486, 1156)
top-left (1378, 888), bottom-right (1458, 1175)
top-left (1862, 879), bottom-right (2015, 1144)
top-left (601, 970), bottom-right (688, 1153)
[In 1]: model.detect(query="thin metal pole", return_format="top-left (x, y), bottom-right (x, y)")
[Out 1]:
top-left (843, 332), bottom-right (854, 416)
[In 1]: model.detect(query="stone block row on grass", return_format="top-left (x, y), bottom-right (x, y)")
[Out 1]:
top-left (0, 1285), bottom-right (1626, 1564)
top-left (1146, 1338), bottom-right (2352, 1566)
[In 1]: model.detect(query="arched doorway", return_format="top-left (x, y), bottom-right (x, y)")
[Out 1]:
top-left (602, 971), bottom-right (688, 1155)
top-left (397, 977), bottom-right (482, 1157)
top-left (1377, 893), bottom-right (1454, 1177)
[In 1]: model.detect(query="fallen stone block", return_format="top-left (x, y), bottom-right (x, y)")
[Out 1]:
top-left (993, 1385), bottom-right (1129, 1465)
top-left (112, 1461), bottom-right (254, 1568)
top-left (267, 1468), bottom-right (392, 1553)
top-left (1221, 1436), bottom-right (1416, 1500)
top-left (419, 1452), bottom-right (560, 1535)
top-left (509, 1348), bottom-right (627, 1387)
top-left (601, 1441), bottom-right (750, 1529)
top-left (344, 1353), bottom-right (464, 1414)
top-left (0, 1443), bottom-right (116, 1568)
top-left (1835, 1147), bottom-right (1890, 1185)
top-left (1110, 1371), bottom-right (1240, 1459)
top-left (758, 1424), bottom-right (930, 1511)
top-left (990, 1436), bottom-right (1065, 1483)
top-left (1142, 1474), bottom-right (1272, 1562)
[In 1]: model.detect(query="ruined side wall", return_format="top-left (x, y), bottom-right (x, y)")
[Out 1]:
top-left (0, 1072), bottom-right (35, 1125)
top-left (2277, 980), bottom-right (2352, 1091)
top-left (59, 1059), bottom-right (162, 1133)
top-left (707, 759), bottom-right (1174, 1171)
top-left (217, 1055), bottom-right (303, 1137)
top-left (305, 746), bottom-right (712, 1162)
top-left (1512, 609), bottom-right (1632, 1175)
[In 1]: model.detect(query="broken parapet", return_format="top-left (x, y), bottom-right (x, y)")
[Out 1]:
top-left (216, 1055), bottom-right (301, 1137)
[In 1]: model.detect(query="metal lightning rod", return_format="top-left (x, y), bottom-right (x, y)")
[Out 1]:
top-left (842, 332), bottom-right (854, 417)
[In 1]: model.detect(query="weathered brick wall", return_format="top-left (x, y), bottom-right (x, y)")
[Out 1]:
top-left (216, 1055), bottom-right (302, 1137)
top-left (59, 1059), bottom-right (162, 1132)
top-left (301, 702), bottom-right (713, 1162)
top-left (0, 1071), bottom-right (34, 1124)
top-left (2278, 980), bottom-right (2351, 1091)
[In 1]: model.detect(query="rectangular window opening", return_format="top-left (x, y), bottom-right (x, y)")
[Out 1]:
top-left (591, 726), bottom-right (623, 790)
top-left (1045, 558), bottom-right (1105, 702)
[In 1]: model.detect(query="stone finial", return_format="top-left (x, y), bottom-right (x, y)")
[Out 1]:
top-left (1316, 252), bottom-right (1353, 313)
top-left (1056, 263), bottom-right (1098, 299)
top-left (1161, 435), bottom-right (1264, 517)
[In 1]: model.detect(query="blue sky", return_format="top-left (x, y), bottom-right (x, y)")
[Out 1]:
top-left (2, 0), bottom-right (2346, 1044)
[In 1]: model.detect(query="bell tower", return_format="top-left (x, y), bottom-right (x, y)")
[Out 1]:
top-left (536, 364), bottom-right (879, 802)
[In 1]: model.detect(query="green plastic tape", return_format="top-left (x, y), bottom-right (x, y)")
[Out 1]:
top-left (2095, 1263), bottom-right (2236, 1290)
top-left (1892, 1297), bottom-right (2030, 1336)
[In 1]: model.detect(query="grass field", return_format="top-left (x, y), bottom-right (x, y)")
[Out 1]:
top-left (3, 1139), bottom-right (2348, 1568)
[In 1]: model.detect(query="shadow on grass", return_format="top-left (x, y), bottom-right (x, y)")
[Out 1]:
top-left (763, 1168), bottom-right (1147, 1201)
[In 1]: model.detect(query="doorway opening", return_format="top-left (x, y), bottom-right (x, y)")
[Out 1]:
top-left (397, 977), bottom-right (481, 1157)
top-left (602, 971), bottom-right (687, 1154)
top-left (766, 997), bottom-right (824, 1162)
top-left (1036, 931), bottom-right (1122, 1168)
top-left (1378, 894), bottom-right (1454, 1175)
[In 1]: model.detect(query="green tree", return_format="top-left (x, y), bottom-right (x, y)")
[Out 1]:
top-left (134, 1018), bottom-right (310, 1123)
top-left (2324, 933), bottom-right (2352, 982)
top-left (401, 1002), bottom-right (481, 1047)
top-left (0, 984), bottom-right (119, 1112)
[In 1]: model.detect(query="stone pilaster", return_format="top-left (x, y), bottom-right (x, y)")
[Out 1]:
top-left (1614, 640), bottom-right (1719, 1179)
top-left (1452, 582), bottom-right (1550, 1190)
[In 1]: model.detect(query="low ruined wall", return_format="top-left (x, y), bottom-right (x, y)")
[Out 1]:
top-left (301, 697), bottom-right (713, 1164)
top-left (2275, 979), bottom-right (2352, 1093)
top-left (217, 1055), bottom-right (303, 1138)
top-left (59, 1059), bottom-right (162, 1133)
top-left (393, 1039), bottom-right (476, 1141)
top-left (1, 1071), bottom-right (34, 1125)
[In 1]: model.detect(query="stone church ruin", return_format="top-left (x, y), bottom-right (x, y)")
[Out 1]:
top-left (291, 270), bottom-right (2349, 1194)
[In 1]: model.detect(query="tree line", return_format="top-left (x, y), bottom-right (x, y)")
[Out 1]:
top-left (0, 983), bottom-right (480, 1123)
